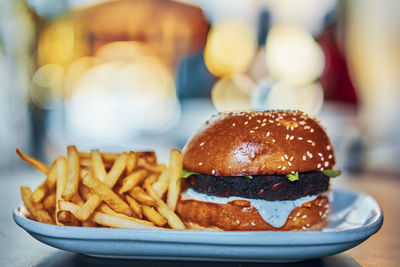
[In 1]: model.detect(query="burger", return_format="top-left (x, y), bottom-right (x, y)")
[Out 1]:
top-left (176, 110), bottom-right (340, 231)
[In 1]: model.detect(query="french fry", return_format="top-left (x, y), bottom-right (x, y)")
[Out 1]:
top-left (32, 182), bottom-right (46, 203)
top-left (152, 168), bottom-right (169, 198)
top-left (136, 151), bottom-right (157, 164)
top-left (75, 194), bottom-right (102, 221)
top-left (167, 149), bottom-right (183, 211)
top-left (126, 151), bottom-right (138, 175)
top-left (55, 157), bottom-right (68, 225)
top-left (16, 148), bottom-right (49, 174)
top-left (125, 195), bottom-right (143, 219)
top-left (92, 211), bottom-right (161, 229)
top-left (45, 161), bottom-right (58, 190)
top-left (79, 184), bottom-right (92, 201)
top-left (43, 192), bottom-right (56, 212)
top-left (62, 146), bottom-right (80, 200)
top-left (142, 205), bottom-right (167, 227)
top-left (79, 151), bottom-right (119, 162)
top-left (20, 186), bottom-right (54, 224)
top-left (59, 200), bottom-right (95, 227)
top-left (128, 186), bottom-right (157, 207)
top-left (119, 169), bottom-right (147, 194)
top-left (104, 153), bottom-right (128, 187)
top-left (91, 150), bottom-right (108, 182)
top-left (71, 193), bottom-right (85, 205)
top-left (138, 158), bottom-right (166, 173)
top-left (81, 220), bottom-right (97, 227)
top-left (82, 170), bottom-right (132, 216)
top-left (144, 180), bottom-right (185, 230)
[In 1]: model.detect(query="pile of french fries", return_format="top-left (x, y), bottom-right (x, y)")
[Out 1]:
top-left (16, 147), bottom-right (186, 230)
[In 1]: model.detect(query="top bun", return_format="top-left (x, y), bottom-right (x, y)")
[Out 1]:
top-left (182, 110), bottom-right (335, 176)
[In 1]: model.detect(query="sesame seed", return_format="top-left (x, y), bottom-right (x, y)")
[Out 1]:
top-left (310, 129), bottom-right (314, 133)
top-left (286, 126), bottom-right (290, 130)
top-left (290, 135), bottom-right (294, 140)
top-left (286, 134), bottom-right (289, 140)
top-left (250, 130), bottom-right (255, 133)
top-left (293, 217), bottom-right (297, 222)
top-left (319, 211), bottom-right (322, 216)
top-left (211, 170), bottom-right (216, 175)
top-left (251, 222), bottom-right (256, 226)
top-left (199, 162), bottom-right (203, 166)
top-left (302, 215), bottom-right (307, 219)
top-left (281, 156), bottom-right (285, 162)
top-left (302, 226), bottom-right (307, 230)
top-left (318, 153), bottom-right (323, 157)
top-left (244, 121), bottom-right (248, 125)
top-left (320, 167), bottom-right (324, 171)
top-left (267, 131), bottom-right (270, 136)
top-left (307, 140), bottom-right (312, 144)
top-left (304, 126), bottom-right (310, 130)
top-left (277, 123), bottom-right (281, 126)
top-left (254, 126), bottom-right (259, 130)
top-left (263, 119), bottom-right (267, 122)
top-left (269, 120), bottom-right (274, 123)
top-left (327, 145), bottom-right (331, 151)
top-left (232, 123), bottom-right (236, 127)
top-left (284, 154), bottom-right (288, 159)
top-left (303, 155), bottom-right (306, 161)
top-left (200, 142), bottom-right (205, 146)
top-left (324, 161), bottom-right (329, 167)
top-left (290, 171), bottom-right (295, 174)
top-left (236, 220), bottom-right (240, 225)
top-left (328, 154), bottom-right (333, 159)
top-left (296, 213), bottom-right (301, 217)
top-left (306, 224), bottom-right (310, 227)
top-left (257, 120), bottom-right (261, 123)
top-left (298, 137), bottom-right (303, 140)
top-left (290, 156), bottom-right (294, 161)
top-left (317, 163), bottom-right (322, 168)
top-left (288, 162), bottom-right (292, 166)
top-left (321, 157), bottom-right (324, 161)
top-left (278, 165), bottom-right (282, 169)
top-left (290, 126), bottom-right (294, 131)
top-left (292, 117), bottom-right (297, 121)
top-left (299, 121), bottom-right (305, 125)
top-left (282, 166), bottom-right (286, 171)
top-left (261, 123), bottom-right (266, 126)
top-left (272, 139), bottom-right (276, 143)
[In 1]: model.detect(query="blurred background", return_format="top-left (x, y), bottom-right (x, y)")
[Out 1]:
top-left (1, 0), bottom-right (399, 175)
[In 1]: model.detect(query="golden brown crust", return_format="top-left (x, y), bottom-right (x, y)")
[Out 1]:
top-left (176, 194), bottom-right (330, 231)
top-left (182, 110), bottom-right (335, 176)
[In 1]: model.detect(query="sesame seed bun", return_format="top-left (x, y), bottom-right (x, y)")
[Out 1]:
top-left (176, 194), bottom-right (330, 231)
top-left (182, 110), bottom-right (335, 176)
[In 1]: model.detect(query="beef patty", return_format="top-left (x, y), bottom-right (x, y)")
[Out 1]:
top-left (186, 171), bottom-right (330, 201)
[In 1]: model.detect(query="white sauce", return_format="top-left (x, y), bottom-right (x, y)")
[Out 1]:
top-left (181, 188), bottom-right (318, 228)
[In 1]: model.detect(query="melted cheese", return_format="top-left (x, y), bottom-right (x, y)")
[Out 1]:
top-left (181, 188), bottom-right (318, 228)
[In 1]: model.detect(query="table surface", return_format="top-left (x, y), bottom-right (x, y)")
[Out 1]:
top-left (1, 166), bottom-right (399, 267)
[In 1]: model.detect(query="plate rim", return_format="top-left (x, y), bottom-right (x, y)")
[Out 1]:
top-left (13, 187), bottom-right (383, 246)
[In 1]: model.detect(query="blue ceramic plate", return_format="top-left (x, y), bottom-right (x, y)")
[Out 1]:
top-left (13, 188), bottom-right (382, 262)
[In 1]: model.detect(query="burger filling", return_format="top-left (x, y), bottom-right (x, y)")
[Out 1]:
top-left (186, 171), bottom-right (330, 201)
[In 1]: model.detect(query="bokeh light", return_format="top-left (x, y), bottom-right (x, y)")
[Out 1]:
top-left (204, 20), bottom-right (257, 77)
top-left (211, 75), bottom-right (255, 112)
top-left (264, 81), bottom-right (324, 116)
top-left (265, 24), bottom-right (325, 86)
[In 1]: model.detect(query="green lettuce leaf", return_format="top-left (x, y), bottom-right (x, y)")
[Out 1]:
top-left (286, 172), bottom-right (299, 182)
top-left (322, 169), bottom-right (341, 178)
top-left (181, 170), bottom-right (199, 178)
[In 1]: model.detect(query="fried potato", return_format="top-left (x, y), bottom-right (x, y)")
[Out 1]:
top-left (32, 182), bottom-right (46, 203)
top-left (75, 194), bottom-right (102, 221)
top-left (82, 170), bottom-right (132, 216)
top-left (142, 205), bottom-right (167, 227)
top-left (144, 180), bottom-right (185, 230)
top-left (16, 148), bottom-right (49, 174)
top-left (105, 153), bottom-right (128, 187)
top-left (91, 150), bottom-right (108, 182)
top-left (125, 196), bottom-right (143, 219)
top-left (55, 157), bottom-right (68, 225)
top-left (167, 149), bottom-right (183, 211)
top-left (128, 186), bottom-right (157, 207)
top-left (152, 168), bottom-right (169, 198)
top-left (62, 146), bottom-right (80, 200)
top-left (20, 186), bottom-right (54, 224)
top-left (126, 151), bottom-right (138, 175)
top-left (119, 169), bottom-right (147, 194)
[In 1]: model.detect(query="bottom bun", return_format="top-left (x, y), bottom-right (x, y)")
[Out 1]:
top-left (176, 194), bottom-right (330, 231)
